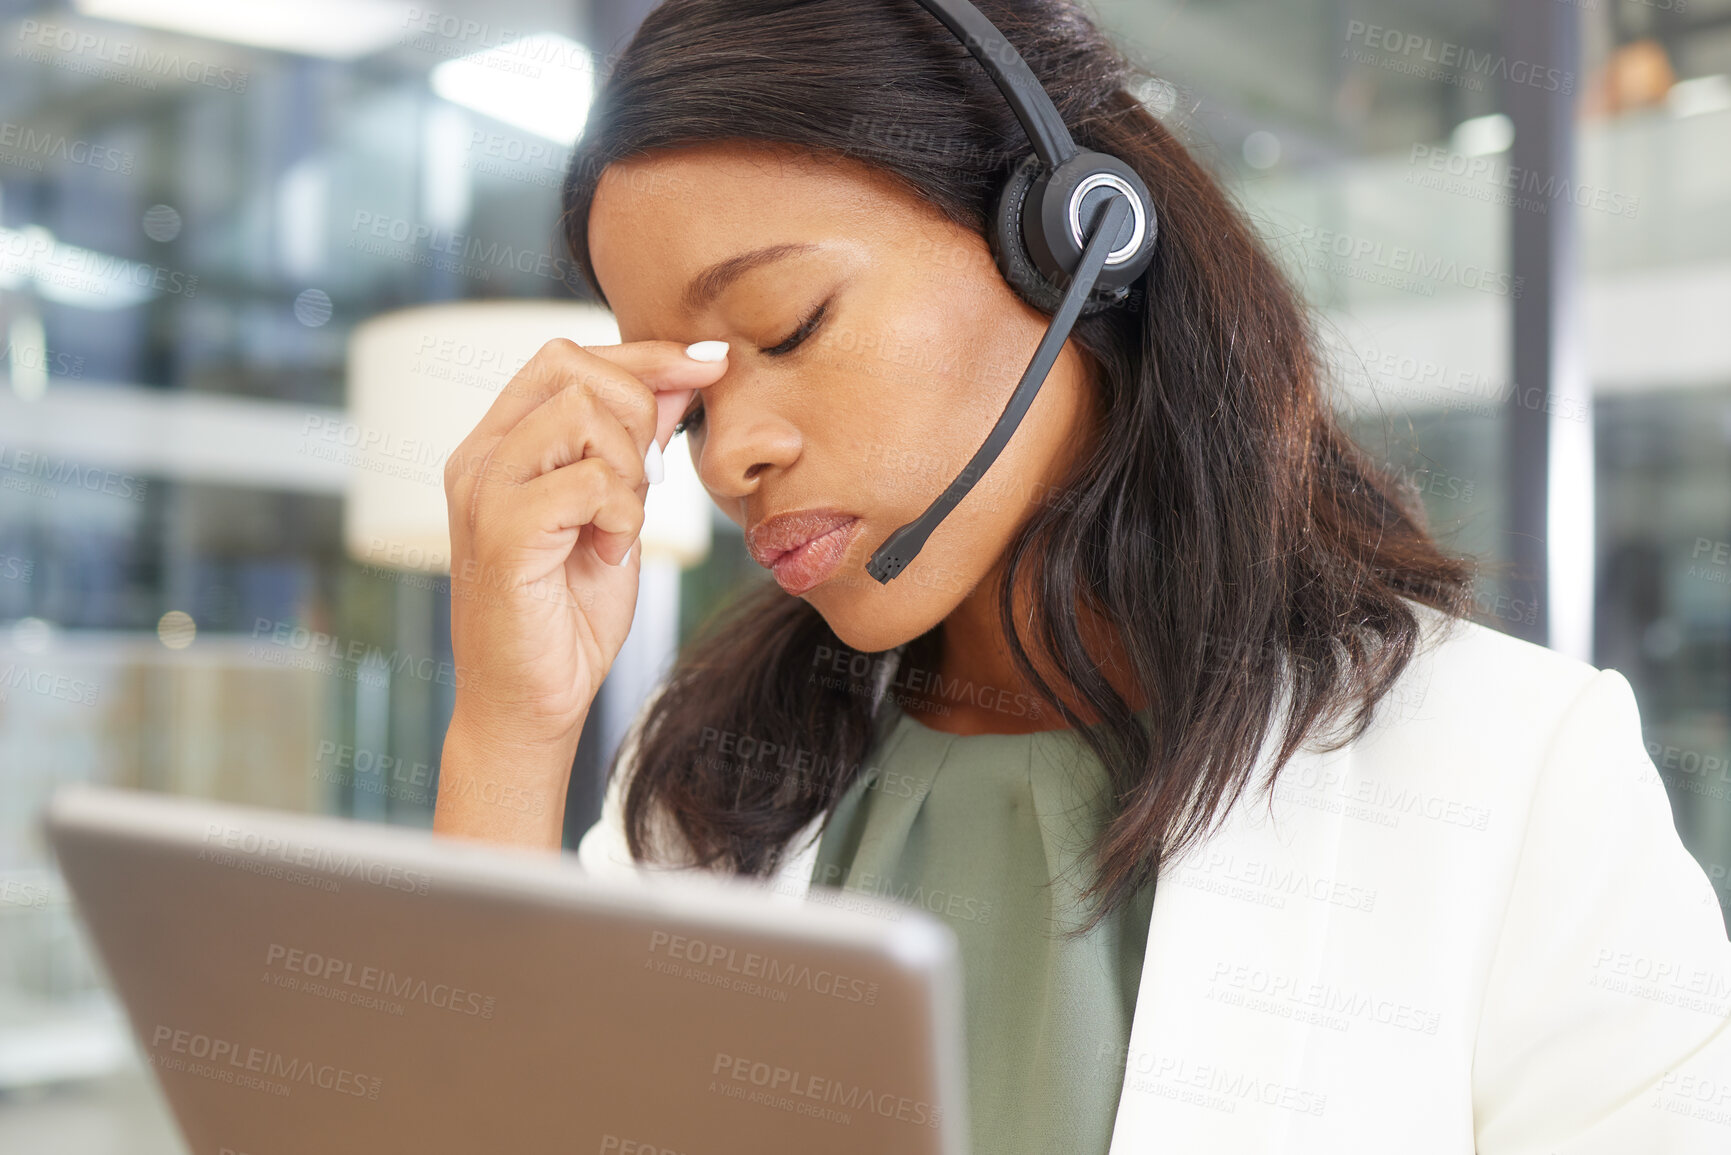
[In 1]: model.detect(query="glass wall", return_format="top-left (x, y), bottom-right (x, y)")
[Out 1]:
top-left (0, 1), bottom-right (599, 1145)
top-left (1, 0), bottom-right (1726, 1149)
top-left (1096, 0), bottom-right (1731, 927)
top-left (1579, 1), bottom-right (1731, 912)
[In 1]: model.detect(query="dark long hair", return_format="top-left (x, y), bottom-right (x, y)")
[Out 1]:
top-left (559, 0), bottom-right (1475, 935)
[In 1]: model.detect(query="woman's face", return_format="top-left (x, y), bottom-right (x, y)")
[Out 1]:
top-left (588, 142), bottom-right (1098, 654)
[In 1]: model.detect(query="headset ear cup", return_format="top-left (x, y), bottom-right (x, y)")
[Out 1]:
top-left (990, 155), bottom-right (1067, 315)
top-left (990, 154), bottom-right (1137, 317)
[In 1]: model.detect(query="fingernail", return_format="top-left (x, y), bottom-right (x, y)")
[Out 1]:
top-left (644, 438), bottom-right (665, 485)
top-left (686, 340), bottom-right (729, 363)
top-left (612, 541), bottom-right (634, 567)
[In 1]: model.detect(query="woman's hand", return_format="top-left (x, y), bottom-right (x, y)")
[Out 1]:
top-left (433, 337), bottom-right (726, 849)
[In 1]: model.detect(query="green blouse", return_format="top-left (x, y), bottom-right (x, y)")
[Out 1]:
top-left (810, 695), bottom-right (1157, 1155)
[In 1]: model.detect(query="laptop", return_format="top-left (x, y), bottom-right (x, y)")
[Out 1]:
top-left (42, 784), bottom-right (970, 1155)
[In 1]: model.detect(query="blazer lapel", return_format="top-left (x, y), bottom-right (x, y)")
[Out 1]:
top-left (1106, 735), bottom-right (1352, 1151)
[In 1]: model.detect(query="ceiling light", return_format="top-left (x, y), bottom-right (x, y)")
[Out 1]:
top-left (430, 33), bottom-right (594, 146)
top-left (73, 0), bottom-right (413, 61)
top-left (1450, 113), bottom-right (1514, 157)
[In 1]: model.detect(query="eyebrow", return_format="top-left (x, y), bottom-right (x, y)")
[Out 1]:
top-left (682, 242), bottom-right (819, 313)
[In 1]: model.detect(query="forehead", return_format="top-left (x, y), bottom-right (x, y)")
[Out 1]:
top-left (586, 142), bottom-right (948, 326)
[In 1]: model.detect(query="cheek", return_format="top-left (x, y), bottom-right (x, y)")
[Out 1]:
top-left (806, 296), bottom-right (1007, 483)
top-left (805, 358), bottom-right (977, 519)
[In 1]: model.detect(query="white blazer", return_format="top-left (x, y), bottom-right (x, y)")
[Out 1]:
top-left (577, 603), bottom-right (1731, 1152)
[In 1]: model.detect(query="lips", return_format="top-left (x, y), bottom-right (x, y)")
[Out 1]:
top-left (746, 508), bottom-right (862, 595)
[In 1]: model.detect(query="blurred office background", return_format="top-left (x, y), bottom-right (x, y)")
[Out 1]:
top-left (0, 0), bottom-right (1728, 1148)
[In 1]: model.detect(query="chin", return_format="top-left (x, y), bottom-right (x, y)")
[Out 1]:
top-left (801, 577), bottom-right (936, 655)
top-left (823, 619), bottom-right (915, 656)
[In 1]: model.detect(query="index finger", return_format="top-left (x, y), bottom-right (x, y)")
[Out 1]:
top-left (471, 338), bottom-right (727, 453)
top-left (585, 341), bottom-right (725, 453)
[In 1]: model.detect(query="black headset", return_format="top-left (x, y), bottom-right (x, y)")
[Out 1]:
top-left (865, 0), bottom-right (1158, 584)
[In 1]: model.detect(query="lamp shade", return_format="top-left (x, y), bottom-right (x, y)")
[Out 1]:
top-left (344, 300), bottom-right (713, 573)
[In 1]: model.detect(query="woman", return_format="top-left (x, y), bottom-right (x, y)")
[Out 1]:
top-left (432, 1), bottom-right (1731, 1150)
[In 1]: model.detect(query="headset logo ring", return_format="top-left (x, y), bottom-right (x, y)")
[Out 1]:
top-left (1069, 175), bottom-right (1147, 267)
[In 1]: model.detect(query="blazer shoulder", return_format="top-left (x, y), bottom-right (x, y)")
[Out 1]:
top-left (1466, 646), bottom-right (1731, 1150)
top-left (1404, 597), bottom-right (1599, 688)
top-left (1374, 599), bottom-right (1605, 744)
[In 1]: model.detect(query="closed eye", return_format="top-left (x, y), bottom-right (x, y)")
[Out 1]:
top-left (675, 298), bottom-right (832, 436)
top-left (762, 298), bottom-right (829, 358)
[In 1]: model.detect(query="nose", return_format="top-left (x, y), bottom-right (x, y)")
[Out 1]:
top-left (691, 386), bottom-right (803, 502)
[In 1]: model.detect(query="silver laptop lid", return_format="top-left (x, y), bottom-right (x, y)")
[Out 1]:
top-left (44, 784), bottom-right (970, 1155)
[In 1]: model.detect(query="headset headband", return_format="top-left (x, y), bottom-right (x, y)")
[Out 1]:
top-left (910, 0), bottom-right (1078, 169)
